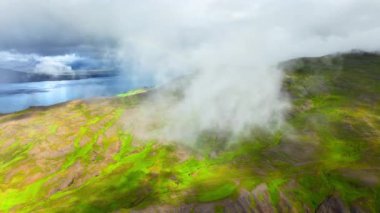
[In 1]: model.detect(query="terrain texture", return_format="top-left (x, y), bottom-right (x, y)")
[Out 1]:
top-left (0, 53), bottom-right (379, 212)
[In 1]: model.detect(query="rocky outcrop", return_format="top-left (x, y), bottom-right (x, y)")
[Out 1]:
top-left (132, 184), bottom-right (374, 213)
top-left (316, 196), bottom-right (349, 213)
top-left (132, 183), bottom-right (297, 213)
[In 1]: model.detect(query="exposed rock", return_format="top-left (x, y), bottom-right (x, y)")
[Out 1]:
top-left (46, 162), bottom-right (83, 196)
top-left (251, 183), bottom-right (275, 213)
top-left (133, 183), bottom-right (298, 213)
top-left (316, 196), bottom-right (349, 213)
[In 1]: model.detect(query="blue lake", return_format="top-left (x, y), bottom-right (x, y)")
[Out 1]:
top-left (0, 77), bottom-right (145, 114)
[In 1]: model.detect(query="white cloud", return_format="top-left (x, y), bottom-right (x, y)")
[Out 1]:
top-left (0, 51), bottom-right (80, 76)
top-left (33, 54), bottom-right (79, 76)
top-left (0, 51), bottom-right (35, 62)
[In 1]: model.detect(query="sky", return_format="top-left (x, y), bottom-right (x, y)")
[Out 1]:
top-left (1, 0), bottom-right (380, 76)
top-left (1, 0), bottom-right (380, 141)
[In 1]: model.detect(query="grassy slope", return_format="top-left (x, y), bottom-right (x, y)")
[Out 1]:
top-left (0, 53), bottom-right (379, 212)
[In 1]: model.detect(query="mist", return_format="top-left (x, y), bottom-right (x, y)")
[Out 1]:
top-left (1, 0), bottom-right (380, 142)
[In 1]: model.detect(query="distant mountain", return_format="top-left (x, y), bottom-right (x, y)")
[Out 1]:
top-left (0, 68), bottom-right (119, 83)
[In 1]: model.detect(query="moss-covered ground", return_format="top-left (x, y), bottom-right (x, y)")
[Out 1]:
top-left (0, 52), bottom-right (379, 212)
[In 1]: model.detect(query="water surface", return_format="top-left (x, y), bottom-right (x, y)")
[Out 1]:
top-left (0, 77), bottom-right (141, 114)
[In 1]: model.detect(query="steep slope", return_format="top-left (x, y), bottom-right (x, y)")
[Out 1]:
top-left (0, 53), bottom-right (379, 212)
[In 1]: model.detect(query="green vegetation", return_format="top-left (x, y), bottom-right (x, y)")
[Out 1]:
top-left (0, 52), bottom-right (379, 212)
top-left (196, 182), bottom-right (237, 202)
top-left (117, 88), bottom-right (147, 97)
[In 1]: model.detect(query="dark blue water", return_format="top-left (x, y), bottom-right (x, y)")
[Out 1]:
top-left (0, 77), bottom-right (143, 114)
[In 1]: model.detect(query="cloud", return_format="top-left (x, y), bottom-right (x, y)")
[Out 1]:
top-left (0, 51), bottom-right (119, 78)
top-left (33, 54), bottom-right (79, 76)
top-left (1, 0), bottom-right (380, 142)
top-left (0, 51), bottom-right (80, 75)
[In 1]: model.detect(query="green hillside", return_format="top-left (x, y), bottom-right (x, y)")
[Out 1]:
top-left (0, 52), bottom-right (379, 212)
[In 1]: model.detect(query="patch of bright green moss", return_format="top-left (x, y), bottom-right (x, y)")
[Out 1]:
top-left (267, 177), bottom-right (286, 205)
top-left (117, 89), bottom-right (147, 98)
top-left (196, 182), bottom-right (237, 202)
top-left (0, 177), bottom-right (47, 212)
